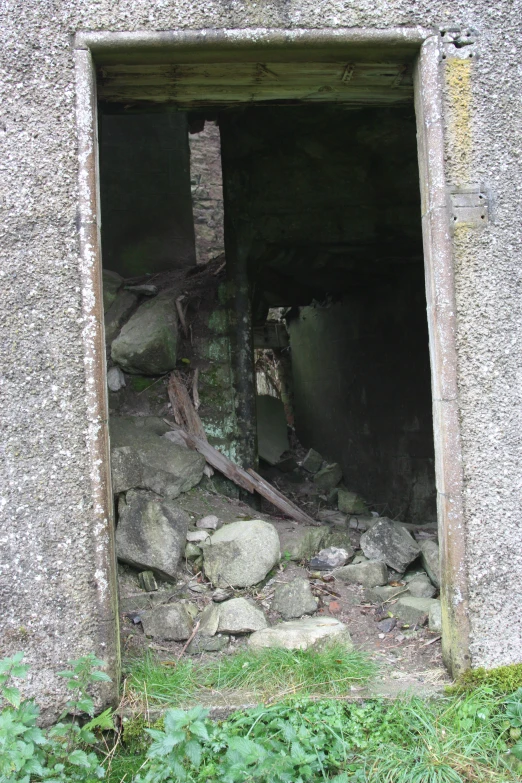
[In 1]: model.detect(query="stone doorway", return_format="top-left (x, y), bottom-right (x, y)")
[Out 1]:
top-left (74, 29), bottom-right (468, 692)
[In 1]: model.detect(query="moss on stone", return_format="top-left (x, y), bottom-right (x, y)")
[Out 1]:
top-left (130, 375), bottom-right (160, 393)
top-left (446, 663), bottom-right (522, 695)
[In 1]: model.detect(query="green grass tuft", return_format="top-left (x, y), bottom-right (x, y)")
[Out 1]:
top-left (125, 643), bottom-right (377, 707)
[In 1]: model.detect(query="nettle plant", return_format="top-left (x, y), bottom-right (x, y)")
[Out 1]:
top-left (0, 652), bottom-right (113, 783)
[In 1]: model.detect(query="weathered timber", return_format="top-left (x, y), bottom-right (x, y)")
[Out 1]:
top-left (97, 61), bottom-right (413, 105)
top-left (172, 425), bottom-right (317, 525)
top-left (168, 372), bottom-right (207, 440)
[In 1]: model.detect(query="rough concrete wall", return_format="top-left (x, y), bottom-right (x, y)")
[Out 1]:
top-left (99, 109), bottom-right (196, 277)
top-left (189, 122), bottom-right (225, 265)
top-left (0, 2), bottom-right (521, 714)
top-left (289, 270), bottom-right (436, 524)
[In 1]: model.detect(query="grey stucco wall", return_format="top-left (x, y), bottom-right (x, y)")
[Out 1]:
top-left (0, 1), bottom-right (521, 712)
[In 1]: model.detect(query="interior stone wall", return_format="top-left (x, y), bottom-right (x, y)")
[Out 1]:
top-left (189, 122), bottom-right (225, 266)
top-left (288, 271), bottom-right (436, 524)
top-left (1, 0), bottom-right (521, 714)
top-left (99, 108), bottom-right (196, 277)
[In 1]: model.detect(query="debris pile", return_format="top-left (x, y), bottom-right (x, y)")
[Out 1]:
top-left (104, 265), bottom-right (442, 661)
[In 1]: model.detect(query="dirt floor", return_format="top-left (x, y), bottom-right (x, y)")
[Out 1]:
top-left (118, 488), bottom-right (448, 711)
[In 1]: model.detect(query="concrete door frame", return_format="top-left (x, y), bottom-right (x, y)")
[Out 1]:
top-left (74, 27), bottom-right (470, 678)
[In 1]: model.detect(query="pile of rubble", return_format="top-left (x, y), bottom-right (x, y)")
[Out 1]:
top-left (103, 265), bottom-right (442, 657)
top-left (113, 417), bottom-right (441, 654)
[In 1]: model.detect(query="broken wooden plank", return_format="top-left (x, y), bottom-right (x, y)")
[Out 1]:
top-left (168, 372), bottom-right (207, 440)
top-left (170, 424), bottom-right (317, 525)
top-left (173, 427), bottom-right (258, 494)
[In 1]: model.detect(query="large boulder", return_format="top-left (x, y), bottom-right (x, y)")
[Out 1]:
top-left (202, 519), bottom-right (280, 588)
top-left (420, 540), bottom-right (441, 588)
top-left (141, 603), bottom-right (194, 641)
top-left (116, 490), bottom-right (189, 581)
top-left (111, 290), bottom-right (179, 375)
top-left (360, 517), bottom-right (421, 573)
top-left (249, 617), bottom-right (352, 651)
top-left (110, 416), bottom-right (205, 498)
top-left (271, 577), bottom-right (318, 619)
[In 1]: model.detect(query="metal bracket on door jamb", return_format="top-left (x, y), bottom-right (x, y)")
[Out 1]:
top-left (449, 185), bottom-right (489, 229)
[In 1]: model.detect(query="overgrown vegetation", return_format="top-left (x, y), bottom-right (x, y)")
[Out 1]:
top-left (110, 688), bottom-right (521, 783)
top-left (3, 652), bottom-right (522, 782)
top-left (125, 644), bottom-right (376, 707)
top-left (447, 664), bottom-right (522, 696)
top-left (0, 652), bottom-right (112, 782)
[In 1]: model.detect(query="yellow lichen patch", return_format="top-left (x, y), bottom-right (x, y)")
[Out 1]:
top-left (444, 57), bottom-right (473, 182)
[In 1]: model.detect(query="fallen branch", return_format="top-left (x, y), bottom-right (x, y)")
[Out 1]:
top-left (175, 295), bottom-right (188, 337)
top-left (168, 372), bottom-right (207, 440)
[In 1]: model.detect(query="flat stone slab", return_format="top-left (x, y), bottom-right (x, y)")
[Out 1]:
top-left (248, 616), bottom-right (353, 651)
top-left (334, 560), bottom-right (388, 587)
top-left (256, 394), bottom-right (289, 465)
top-left (420, 540), bottom-right (441, 588)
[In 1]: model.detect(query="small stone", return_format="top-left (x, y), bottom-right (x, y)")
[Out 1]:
top-left (217, 598), bottom-right (268, 634)
top-left (212, 588), bottom-right (234, 603)
top-left (249, 616), bottom-right (352, 651)
top-left (198, 603), bottom-right (220, 637)
top-left (377, 617), bottom-right (396, 633)
top-left (313, 463), bottom-right (343, 491)
top-left (119, 592), bottom-right (168, 613)
top-left (429, 600), bottom-right (442, 633)
top-left (407, 576), bottom-right (437, 598)
top-left (328, 600), bottom-right (341, 614)
top-left (301, 448), bottom-right (323, 474)
top-left (334, 560), bottom-right (388, 587)
top-left (183, 601), bottom-right (199, 619)
top-left (124, 284), bottom-right (158, 296)
top-left (271, 577), bottom-right (318, 619)
top-left (187, 633), bottom-right (230, 655)
top-left (196, 514), bottom-right (222, 531)
top-left (420, 540), bottom-right (441, 588)
top-left (141, 603), bottom-right (193, 640)
top-left (393, 596), bottom-right (439, 626)
top-left (364, 584), bottom-right (409, 603)
top-left (185, 543), bottom-right (202, 561)
top-left (107, 366), bottom-right (126, 392)
top-left (337, 488), bottom-right (368, 515)
top-left (310, 547), bottom-right (350, 570)
top-left (360, 518), bottom-right (421, 573)
top-left (138, 571), bottom-right (158, 592)
top-left (187, 530), bottom-right (211, 544)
